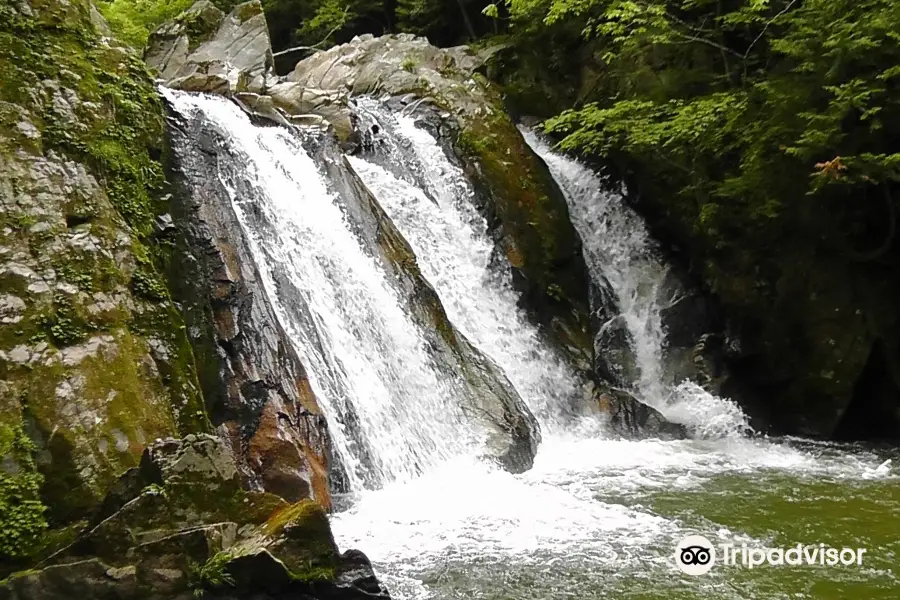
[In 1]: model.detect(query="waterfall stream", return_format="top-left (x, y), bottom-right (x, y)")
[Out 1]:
top-left (346, 99), bottom-right (588, 433)
top-left (521, 129), bottom-right (750, 438)
top-left (164, 90), bottom-right (897, 600)
top-left (165, 89), bottom-right (489, 490)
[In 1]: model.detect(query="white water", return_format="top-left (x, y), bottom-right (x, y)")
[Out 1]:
top-left (348, 100), bottom-right (585, 431)
top-left (165, 90), bottom-right (489, 490)
top-left (165, 91), bottom-right (897, 600)
top-left (329, 111), bottom-right (894, 599)
top-left (331, 433), bottom-right (895, 599)
top-left (521, 129), bottom-right (749, 436)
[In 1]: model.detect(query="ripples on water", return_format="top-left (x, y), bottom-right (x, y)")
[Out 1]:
top-left (332, 434), bottom-right (899, 599)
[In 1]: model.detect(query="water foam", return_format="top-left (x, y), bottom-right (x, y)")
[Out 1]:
top-left (165, 90), bottom-right (486, 490)
top-left (350, 100), bottom-right (585, 431)
top-left (521, 128), bottom-right (749, 436)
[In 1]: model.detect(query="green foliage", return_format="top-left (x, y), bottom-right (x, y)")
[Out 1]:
top-left (99, 0), bottom-right (194, 48)
top-left (502, 0), bottom-right (900, 251)
top-left (296, 0), bottom-right (388, 46)
top-left (400, 55), bottom-right (418, 72)
top-left (189, 550), bottom-right (236, 596)
top-left (98, 0), bottom-right (243, 49)
top-left (395, 0), bottom-right (451, 39)
top-left (0, 426), bottom-right (48, 562)
top-left (263, 0), bottom-right (497, 50)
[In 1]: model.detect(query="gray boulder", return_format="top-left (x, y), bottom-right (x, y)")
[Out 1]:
top-left (144, 0), bottom-right (273, 94)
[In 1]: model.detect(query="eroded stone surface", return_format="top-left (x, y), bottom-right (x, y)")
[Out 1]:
top-left (145, 0), bottom-right (273, 95)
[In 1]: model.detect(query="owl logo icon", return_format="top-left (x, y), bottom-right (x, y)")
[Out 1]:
top-left (675, 535), bottom-right (716, 575)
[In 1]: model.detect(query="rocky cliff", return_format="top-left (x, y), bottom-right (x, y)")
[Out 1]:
top-left (0, 0), bottom-right (380, 596)
top-left (1, 0), bottom-right (207, 566)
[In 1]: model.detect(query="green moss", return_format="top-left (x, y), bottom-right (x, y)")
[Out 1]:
top-left (263, 499), bottom-right (338, 581)
top-left (231, 1), bottom-right (262, 23)
top-left (457, 105), bottom-right (587, 299)
top-left (190, 550), bottom-right (236, 595)
top-left (263, 499), bottom-right (323, 536)
top-left (401, 56), bottom-right (418, 72)
top-left (2, 0), bottom-right (210, 424)
top-left (175, 1), bottom-right (227, 51)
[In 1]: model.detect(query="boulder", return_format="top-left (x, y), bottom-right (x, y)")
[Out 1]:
top-left (267, 83), bottom-right (354, 141)
top-left (596, 386), bottom-right (686, 439)
top-left (0, 559), bottom-right (140, 600)
top-left (4, 435), bottom-right (389, 600)
top-left (59, 435), bottom-right (286, 564)
top-left (145, 0), bottom-right (273, 95)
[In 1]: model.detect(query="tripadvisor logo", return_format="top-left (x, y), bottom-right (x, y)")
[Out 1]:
top-left (674, 535), bottom-right (867, 575)
top-left (675, 535), bottom-right (716, 575)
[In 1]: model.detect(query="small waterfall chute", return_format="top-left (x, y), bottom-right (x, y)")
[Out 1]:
top-left (521, 128), bottom-right (751, 437)
top-left (348, 98), bottom-right (591, 434)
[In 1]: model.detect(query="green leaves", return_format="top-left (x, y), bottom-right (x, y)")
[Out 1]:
top-left (0, 427), bottom-right (47, 561)
top-left (98, 0), bottom-right (196, 48)
top-left (535, 0), bottom-right (900, 201)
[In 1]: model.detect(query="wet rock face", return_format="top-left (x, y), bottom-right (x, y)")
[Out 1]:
top-left (164, 110), bottom-right (333, 508)
top-left (144, 0), bottom-right (273, 95)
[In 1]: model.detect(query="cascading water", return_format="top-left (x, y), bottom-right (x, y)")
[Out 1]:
top-left (164, 90), bottom-right (896, 600)
top-left (521, 129), bottom-right (749, 437)
top-left (346, 99), bottom-right (588, 432)
top-left (164, 89), bottom-right (492, 490)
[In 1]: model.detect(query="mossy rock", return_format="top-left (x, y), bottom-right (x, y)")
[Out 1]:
top-left (0, 0), bottom-right (209, 564)
top-left (257, 500), bottom-right (340, 581)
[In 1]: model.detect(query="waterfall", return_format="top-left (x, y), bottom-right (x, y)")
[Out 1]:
top-left (165, 89), bottom-right (495, 490)
top-left (346, 99), bottom-right (588, 433)
top-left (521, 129), bottom-right (749, 437)
top-left (161, 91), bottom-right (896, 600)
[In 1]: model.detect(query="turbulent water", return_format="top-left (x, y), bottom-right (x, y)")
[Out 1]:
top-left (347, 99), bottom-right (586, 431)
top-left (521, 129), bottom-right (749, 438)
top-left (166, 91), bottom-right (899, 600)
top-left (165, 89), bottom-right (488, 490)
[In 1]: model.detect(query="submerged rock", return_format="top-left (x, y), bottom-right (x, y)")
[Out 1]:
top-left (596, 386), bottom-right (686, 440)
